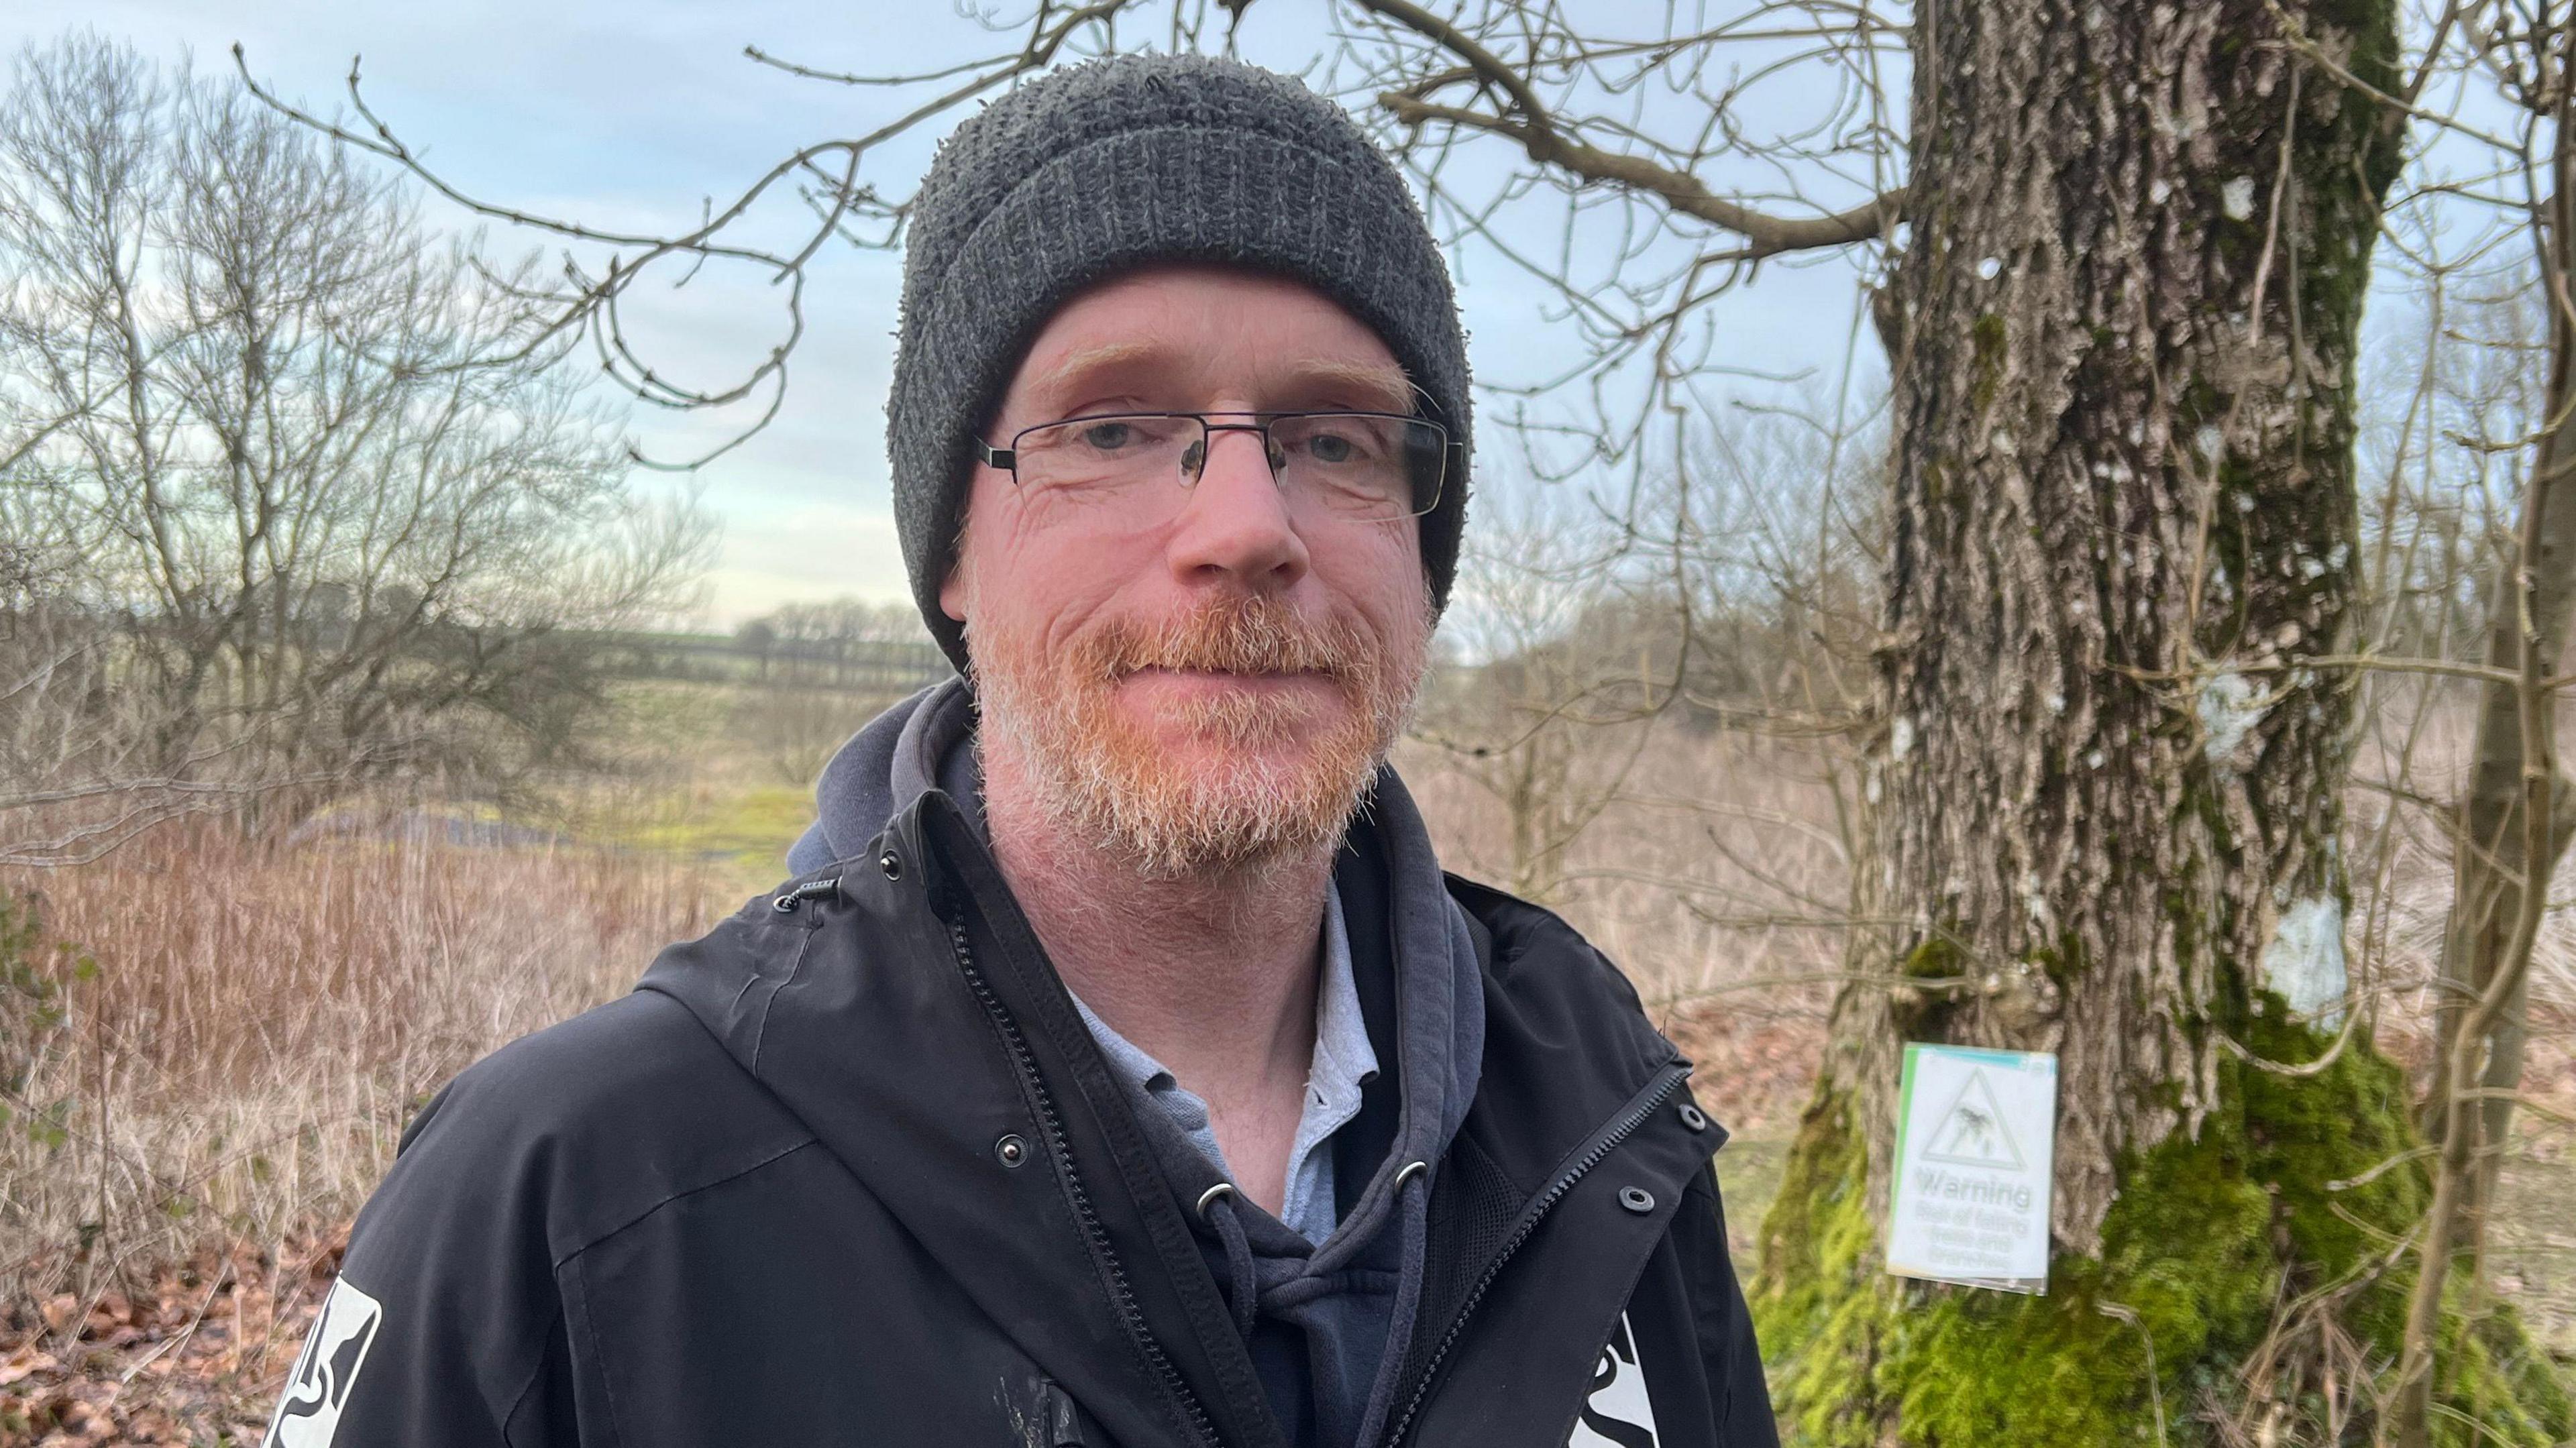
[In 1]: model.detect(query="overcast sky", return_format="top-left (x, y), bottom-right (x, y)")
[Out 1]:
top-left (5, 2), bottom-right (1884, 626)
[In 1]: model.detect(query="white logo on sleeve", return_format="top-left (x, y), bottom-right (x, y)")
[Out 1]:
top-left (263, 1276), bottom-right (384, 1448)
top-left (1567, 1311), bottom-right (1660, 1447)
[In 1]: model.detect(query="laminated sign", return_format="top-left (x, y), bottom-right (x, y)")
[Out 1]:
top-left (1886, 1042), bottom-right (2056, 1294)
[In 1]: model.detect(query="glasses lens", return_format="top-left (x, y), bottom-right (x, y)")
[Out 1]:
top-left (1272, 414), bottom-right (1445, 520)
top-left (1012, 414), bottom-right (1196, 496)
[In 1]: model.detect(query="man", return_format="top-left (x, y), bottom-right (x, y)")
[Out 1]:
top-left (268, 54), bottom-right (1776, 1448)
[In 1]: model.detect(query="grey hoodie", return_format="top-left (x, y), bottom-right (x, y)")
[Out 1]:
top-left (785, 681), bottom-right (1485, 1447)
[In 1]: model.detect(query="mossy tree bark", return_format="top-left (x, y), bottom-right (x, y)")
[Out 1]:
top-left (1752, 2), bottom-right (2573, 1442)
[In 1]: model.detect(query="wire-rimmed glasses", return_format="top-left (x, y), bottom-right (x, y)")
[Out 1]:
top-left (975, 411), bottom-right (1453, 523)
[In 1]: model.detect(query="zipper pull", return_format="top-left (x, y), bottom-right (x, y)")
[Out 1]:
top-left (770, 875), bottom-right (843, 913)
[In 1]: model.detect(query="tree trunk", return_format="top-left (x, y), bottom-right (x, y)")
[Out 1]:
top-left (2429, 575), bottom-right (2572, 1253)
top-left (1751, 2), bottom-right (2571, 1441)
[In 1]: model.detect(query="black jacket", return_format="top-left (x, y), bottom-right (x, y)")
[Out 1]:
top-left (263, 791), bottom-right (1777, 1447)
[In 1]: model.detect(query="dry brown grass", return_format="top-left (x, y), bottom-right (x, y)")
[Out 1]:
top-left (1, 823), bottom-right (720, 1329)
top-left (0, 718), bottom-right (1852, 1366)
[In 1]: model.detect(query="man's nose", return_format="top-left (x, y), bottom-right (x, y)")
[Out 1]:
top-left (1166, 425), bottom-right (1309, 590)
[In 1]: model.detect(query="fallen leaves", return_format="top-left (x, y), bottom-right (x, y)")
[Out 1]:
top-left (1, 1230), bottom-right (343, 1447)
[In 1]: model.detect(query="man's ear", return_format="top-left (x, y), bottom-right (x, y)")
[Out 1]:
top-left (940, 494), bottom-right (982, 623)
top-left (938, 564), bottom-right (967, 624)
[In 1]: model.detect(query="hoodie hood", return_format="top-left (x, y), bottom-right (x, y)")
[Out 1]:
top-left (786, 679), bottom-right (980, 875)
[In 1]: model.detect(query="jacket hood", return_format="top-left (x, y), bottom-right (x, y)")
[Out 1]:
top-left (786, 679), bottom-right (977, 875)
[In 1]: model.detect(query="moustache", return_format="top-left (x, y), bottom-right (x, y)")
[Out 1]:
top-left (1078, 599), bottom-right (1377, 687)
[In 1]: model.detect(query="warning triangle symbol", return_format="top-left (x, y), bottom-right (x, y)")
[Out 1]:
top-left (1921, 1068), bottom-right (2024, 1170)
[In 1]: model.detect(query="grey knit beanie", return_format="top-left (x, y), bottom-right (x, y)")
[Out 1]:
top-left (890, 52), bottom-right (1473, 673)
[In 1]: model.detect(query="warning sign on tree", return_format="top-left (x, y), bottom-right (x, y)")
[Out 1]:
top-left (1886, 1042), bottom-right (2056, 1294)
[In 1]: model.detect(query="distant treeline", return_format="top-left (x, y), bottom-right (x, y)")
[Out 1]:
top-left (605, 629), bottom-right (953, 692)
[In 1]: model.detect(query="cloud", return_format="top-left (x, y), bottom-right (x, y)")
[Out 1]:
top-left (703, 506), bottom-right (908, 627)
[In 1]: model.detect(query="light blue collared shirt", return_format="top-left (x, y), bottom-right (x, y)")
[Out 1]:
top-left (1070, 883), bottom-right (1377, 1246)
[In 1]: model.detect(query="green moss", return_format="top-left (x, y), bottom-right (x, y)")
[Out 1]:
top-left (1753, 1089), bottom-right (2277, 1446)
top-left (2313, 0), bottom-right (2401, 101)
top-left (2294, 0), bottom-right (2404, 456)
top-left (2235, 1005), bottom-right (2571, 1443)
top-left (1745, 3), bottom-right (2575, 1436)
top-left (1891, 936), bottom-right (1968, 1038)
top-left (2238, 1001), bottom-right (2423, 1346)
top-left (1753, 1090), bottom-right (1887, 1448)
top-left (1752, 1019), bottom-right (2571, 1445)
top-left (2431, 1297), bottom-right (2576, 1445)
top-left (1901, 938), bottom-right (1964, 981)
top-left (1970, 313), bottom-right (2007, 414)
top-left (2025, 934), bottom-right (2082, 991)
top-left (1882, 1111), bottom-right (2275, 1446)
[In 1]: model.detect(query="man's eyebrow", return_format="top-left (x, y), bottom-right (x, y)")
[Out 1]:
top-left (1285, 359), bottom-right (1419, 413)
top-left (1025, 345), bottom-right (1419, 412)
top-left (1028, 341), bottom-right (1169, 404)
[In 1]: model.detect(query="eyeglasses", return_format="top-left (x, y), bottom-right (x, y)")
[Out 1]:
top-left (974, 411), bottom-right (1454, 523)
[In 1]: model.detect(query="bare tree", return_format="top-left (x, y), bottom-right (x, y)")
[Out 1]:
top-left (0, 35), bottom-right (714, 862)
top-left (1417, 388), bottom-right (1881, 908)
top-left (1411, 482), bottom-right (1655, 903)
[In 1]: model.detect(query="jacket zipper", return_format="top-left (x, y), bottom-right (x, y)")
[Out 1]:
top-left (942, 911), bottom-right (1224, 1448)
top-left (1378, 1061), bottom-right (1690, 1448)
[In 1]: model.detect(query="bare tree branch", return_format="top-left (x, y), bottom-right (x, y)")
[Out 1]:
top-left (1352, 0), bottom-right (1902, 259)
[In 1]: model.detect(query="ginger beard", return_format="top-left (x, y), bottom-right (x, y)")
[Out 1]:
top-left (967, 587), bottom-right (1429, 879)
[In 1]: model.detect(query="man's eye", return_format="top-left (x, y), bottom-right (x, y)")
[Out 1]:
top-left (1297, 422), bottom-right (1391, 465)
top-left (1077, 421), bottom-right (1137, 450)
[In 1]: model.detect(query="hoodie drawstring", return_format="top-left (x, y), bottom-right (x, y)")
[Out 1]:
top-left (1351, 1163), bottom-right (1434, 1448)
top-left (1201, 1186), bottom-right (1262, 1339)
